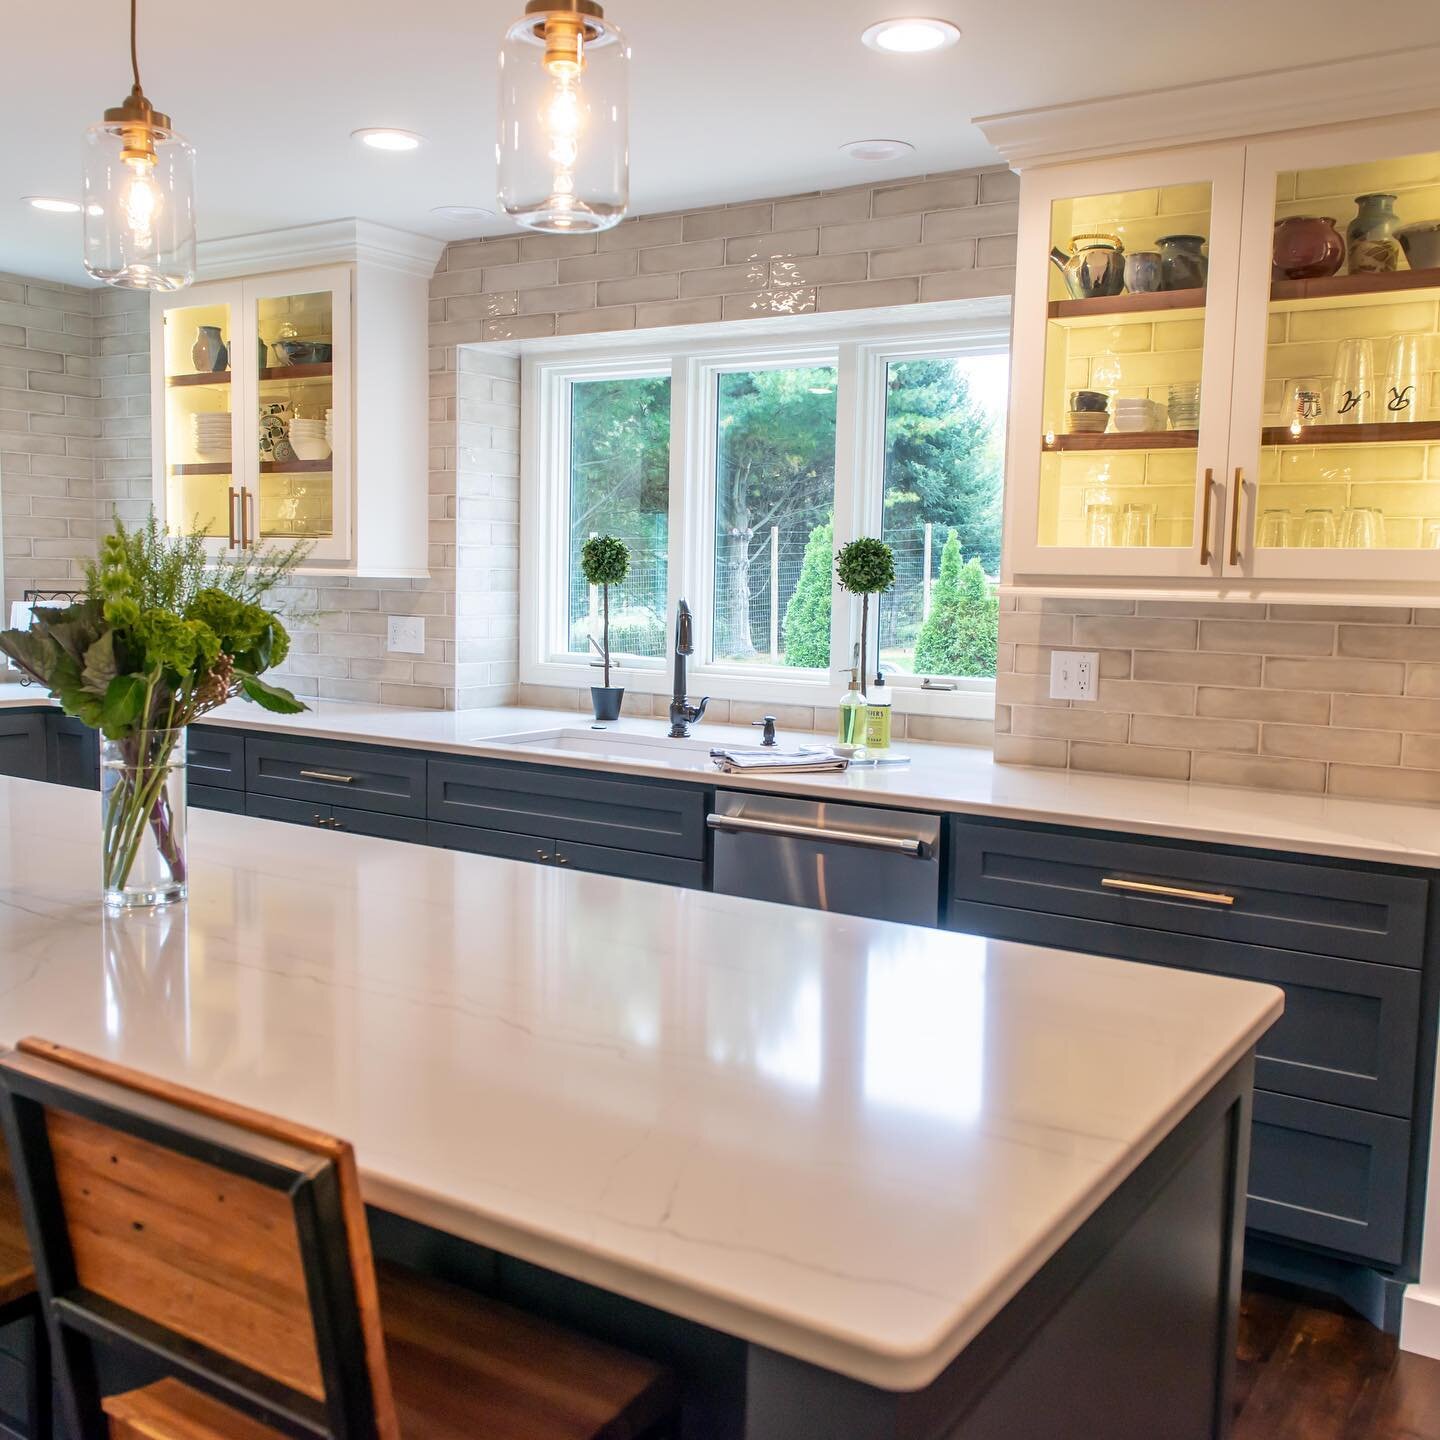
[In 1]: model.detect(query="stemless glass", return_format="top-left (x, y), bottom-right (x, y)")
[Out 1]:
top-left (1285, 377), bottom-right (1326, 433)
top-left (1331, 338), bottom-right (1376, 425)
top-left (1425, 519), bottom-right (1440, 549)
top-left (1339, 507), bottom-right (1383, 548)
top-left (1257, 509), bottom-right (1292, 548)
top-left (1120, 502), bottom-right (1156, 548)
top-left (1383, 335), bottom-right (1424, 421)
top-left (1300, 508), bottom-right (1338, 547)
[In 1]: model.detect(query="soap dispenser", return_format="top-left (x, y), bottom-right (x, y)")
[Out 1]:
top-left (836, 666), bottom-right (869, 759)
top-left (865, 663), bottom-right (892, 754)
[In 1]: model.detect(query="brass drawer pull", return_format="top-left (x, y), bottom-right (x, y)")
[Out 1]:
top-left (1101, 876), bottom-right (1235, 907)
top-left (1229, 468), bottom-right (1244, 566)
top-left (299, 770), bottom-right (356, 784)
top-left (1199, 467), bottom-right (1214, 566)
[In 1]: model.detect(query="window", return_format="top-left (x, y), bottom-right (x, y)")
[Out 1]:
top-left (566, 375), bottom-right (670, 661)
top-left (523, 316), bottom-right (1008, 715)
top-left (711, 365), bottom-right (837, 667)
top-left (878, 355), bottom-right (1008, 679)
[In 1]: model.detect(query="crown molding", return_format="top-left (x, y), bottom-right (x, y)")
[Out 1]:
top-left (196, 219), bottom-right (445, 281)
top-left (975, 45), bottom-right (1440, 170)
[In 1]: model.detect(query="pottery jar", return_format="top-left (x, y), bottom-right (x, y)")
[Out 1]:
top-left (1049, 234), bottom-right (1126, 300)
top-left (192, 325), bottom-right (228, 374)
top-left (1123, 251), bottom-right (1162, 293)
top-left (1273, 216), bottom-right (1345, 280)
top-left (1347, 193), bottom-right (1401, 274)
top-left (1156, 235), bottom-right (1208, 290)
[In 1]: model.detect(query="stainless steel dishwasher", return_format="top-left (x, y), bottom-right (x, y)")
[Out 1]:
top-left (708, 790), bottom-right (942, 925)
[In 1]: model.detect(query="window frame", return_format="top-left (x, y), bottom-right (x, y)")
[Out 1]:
top-left (521, 313), bottom-right (1010, 717)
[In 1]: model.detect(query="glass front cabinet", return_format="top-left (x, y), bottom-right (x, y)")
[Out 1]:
top-left (1007, 115), bottom-right (1440, 596)
top-left (152, 266), bottom-right (352, 563)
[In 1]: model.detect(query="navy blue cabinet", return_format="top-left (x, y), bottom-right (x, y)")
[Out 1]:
top-left (45, 713), bottom-right (98, 789)
top-left (945, 813), bottom-right (1432, 1295)
top-left (245, 791), bottom-right (428, 844)
top-left (0, 710), bottom-right (46, 781)
top-left (188, 726), bottom-right (245, 790)
top-left (247, 736), bottom-right (427, 817)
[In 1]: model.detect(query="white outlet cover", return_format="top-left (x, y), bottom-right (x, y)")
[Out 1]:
top-left (387, 615), bottom-right (425, 655)
top-left (1050, 650), bottom-right (1099, 702)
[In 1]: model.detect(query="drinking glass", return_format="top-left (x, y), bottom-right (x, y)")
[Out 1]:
top-left (1300, 508), bottom-right (1338, 547)
top-left (1284, 377), bottom-right (1326, 434)
top-left (1331, 338), bottom-right (1376, 425)
top-left (1257, 509), bottom-right (1292, 548)
top-left (1121, 502), bottom-right (1157, 548)
top-left (1425, 519), bottom-right (1440, 549)
top-left (1085, 503), bottom-right (1118, 547)
top-left (1339, 507), bottom-right (1383, 549)
top-left (1383, 335), bottom-right (1425, 421)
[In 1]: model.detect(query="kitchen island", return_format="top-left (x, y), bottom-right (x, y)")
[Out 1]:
top-left (0, 777), bottom-right (1281, 1438)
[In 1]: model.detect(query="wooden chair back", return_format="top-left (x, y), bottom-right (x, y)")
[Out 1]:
top-left (0, 1039), bottom-right (398, 1440)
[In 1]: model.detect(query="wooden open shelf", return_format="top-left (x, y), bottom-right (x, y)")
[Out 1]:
top-left (1045, 430), bottom-right (1198, 452)
top-left (170, 459), bottom-right (333, 476)
top-left (1270, 265), bottom-right (1440, 303)
top-left (168, 363), bottom-right (332, 388)
top-left (168, 371), bottom-right (231, 388)
top-left (1261, 420), bottom-right (1440, 447)
top-left (1048, 287), bottom-right (1206, 321)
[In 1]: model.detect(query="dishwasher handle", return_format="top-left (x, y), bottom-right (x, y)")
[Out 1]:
top-left (707, 811), bottom-right (923, 856)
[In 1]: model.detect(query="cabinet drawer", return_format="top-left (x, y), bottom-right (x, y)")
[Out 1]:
top-left (1247, 1092), bottom-right (1409, 1266)
top-left (247, 738), bottom-right (426, 817)
top-left (946, 899), bottom-right (1420, 1116)
top-left (189, 784), bottom-right (245, 815)
top-left (428, 758), bottom-right (707, 860)
top-left (429, 820), bottom-right (554, 865)
top-left (46, 714), bottom-right (98, 790)
top-left (0, 711), bottom-right (46, 781)
top-left (187, 726), bottom-right (245, 789)
top-left (950, 818), bottom-right (1427, 967)
top-left (247, 792), bottom-right (332, 828)
top-left (556, 840), bottom-right (706, 889)
top-left (244, 793), bottom-right (426, 845)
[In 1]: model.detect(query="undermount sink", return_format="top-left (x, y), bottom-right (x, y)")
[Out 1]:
top-left (493, 726), bottom-right (721, 771)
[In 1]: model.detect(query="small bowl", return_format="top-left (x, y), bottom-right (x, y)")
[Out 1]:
top-left (1397, 222), bottom-right (1440, 272)
top-left (290, 434), bottom-right (333, 461)
top-left (1070, 389), bottom-right (1109, 412)
top-left (1066, 411), bottom-right (1109, 434)
top-left (270, 340), bottom-right (334, 367)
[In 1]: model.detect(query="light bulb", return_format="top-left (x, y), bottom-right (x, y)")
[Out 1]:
top-left (118, 156), bottom-right (161, 248)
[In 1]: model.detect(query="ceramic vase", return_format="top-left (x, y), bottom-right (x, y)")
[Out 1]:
top-left (590, 687), bottom-right (624, 722)
top-left (192, 325), bottom-right (228, 373)
top-left (1347, 193), bottom-right (1401, 275)
top-left (1273, 217), bottom-right (1345, 280)
top-left (1157, 234), bottom-right (1208, 290)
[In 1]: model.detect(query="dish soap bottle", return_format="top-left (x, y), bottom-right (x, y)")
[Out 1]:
top-left (836, 667), bottom-right (869, 759)
top-left (866, 665), bottom-right (892, 755)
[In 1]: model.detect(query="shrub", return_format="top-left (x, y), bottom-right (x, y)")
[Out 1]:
top-left (782, 519), bottom-right (833, 668)
top-left (913, 529), bottom-right (999, 679)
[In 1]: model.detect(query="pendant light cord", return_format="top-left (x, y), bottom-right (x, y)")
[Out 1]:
top-left (130, 0), bottom-right (141, 93)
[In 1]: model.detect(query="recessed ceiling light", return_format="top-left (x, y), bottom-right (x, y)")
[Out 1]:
top-left (23, 196), bottom-right (82, 214)
top-left (861, 18), bottom-right (961, 53)
top-left (430, 205), bottom-right (496, 222)
top-left (840, 139), bottom-right (916, 162)
top-left (352, 128), bottom-right (425, 152)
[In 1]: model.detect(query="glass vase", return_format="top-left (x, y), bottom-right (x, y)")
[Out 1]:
top-left (100, 729), bottom-right (188, 909)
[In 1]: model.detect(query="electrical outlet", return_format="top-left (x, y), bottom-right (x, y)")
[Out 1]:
top-left (386, 615), bottom-right (425, 655)
top-left (1050, 650), bottom-right (1099, 702)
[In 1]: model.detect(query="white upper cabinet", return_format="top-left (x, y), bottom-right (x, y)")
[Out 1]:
top-left (150, 221), bottom-right (442, 577)
top-left (1001, 103), bottom-right (1440, 601)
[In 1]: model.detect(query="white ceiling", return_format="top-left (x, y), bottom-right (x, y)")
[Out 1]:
top-left (8, 0), bottom-right (1440, 286)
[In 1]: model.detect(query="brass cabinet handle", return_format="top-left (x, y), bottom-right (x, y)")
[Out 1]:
top-left (1199, 467), bottom-right (1215, 566)
top-left (242, 488), bottom-right (255, 548)
top-left (1101, 876), bottom-right (1235, 907)
top-left (227, 487), bottom-right (239, 548)
top-left (1229, 468), bottom-right (1244, 566)
top-left (535, 848), bottom-right (548, 860)
top-left (299, 770), bottom-right (355, 784)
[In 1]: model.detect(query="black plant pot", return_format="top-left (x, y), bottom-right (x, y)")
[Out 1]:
top-left (590, 686), bottom-right (624, 722)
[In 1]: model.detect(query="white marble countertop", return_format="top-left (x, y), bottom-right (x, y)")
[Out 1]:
top-left (3, 687), bottom-right (1434, 870)
top-left (0, 777), bottom-right (1280, 1388)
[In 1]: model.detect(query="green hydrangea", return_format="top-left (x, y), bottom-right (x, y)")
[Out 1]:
top-left (131, 609), bottom-right (213, 676)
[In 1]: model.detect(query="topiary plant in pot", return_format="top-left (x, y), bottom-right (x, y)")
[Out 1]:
top-left (580, 534), bottom-right (630, 722)
top-left (835, 536), bottom-right (895, 699)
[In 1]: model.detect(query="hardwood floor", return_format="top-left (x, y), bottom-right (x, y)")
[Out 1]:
top-left (1235, 1282), bottom-right (1440, 1439)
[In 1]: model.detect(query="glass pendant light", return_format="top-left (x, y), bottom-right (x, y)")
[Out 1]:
top-left (83, 0), bottom-right (196, 291)
top-left (497, 0), bottom-right (629, 233)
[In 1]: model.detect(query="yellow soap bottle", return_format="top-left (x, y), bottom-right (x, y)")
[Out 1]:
top-left (836, 667), bottom-right (869, 758)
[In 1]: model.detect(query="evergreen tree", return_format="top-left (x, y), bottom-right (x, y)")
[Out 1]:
top-left (913, 529), bottom-right (1000, 678)
top-left (782, 518), bottom-right (833, 668)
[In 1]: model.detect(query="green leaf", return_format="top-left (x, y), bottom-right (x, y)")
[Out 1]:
top-left (0, 627), bottom-right (62, 687)
top-left (237, 672), bottom-right (307, 714)
top-left (81, 632), bottom-right (119, 697)
top-left (100, 673), bottom-right (148, 735)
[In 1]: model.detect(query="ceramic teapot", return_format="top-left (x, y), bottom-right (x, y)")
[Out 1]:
top-left (1049, 233), bottom-right (1126, 300)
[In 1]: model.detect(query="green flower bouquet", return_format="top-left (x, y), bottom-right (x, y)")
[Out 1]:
top-left (0, 518), bottom-right (308, 908)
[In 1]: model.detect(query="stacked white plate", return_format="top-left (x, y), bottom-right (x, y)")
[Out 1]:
top-left (289, 417), bottom-right (331, 461)
top-left (323, 406), bottom-right (334, 449)
top-left (1111, 397), bottom-right (1168, 433)
top-left (192, 412), bottom-right (232, 460)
